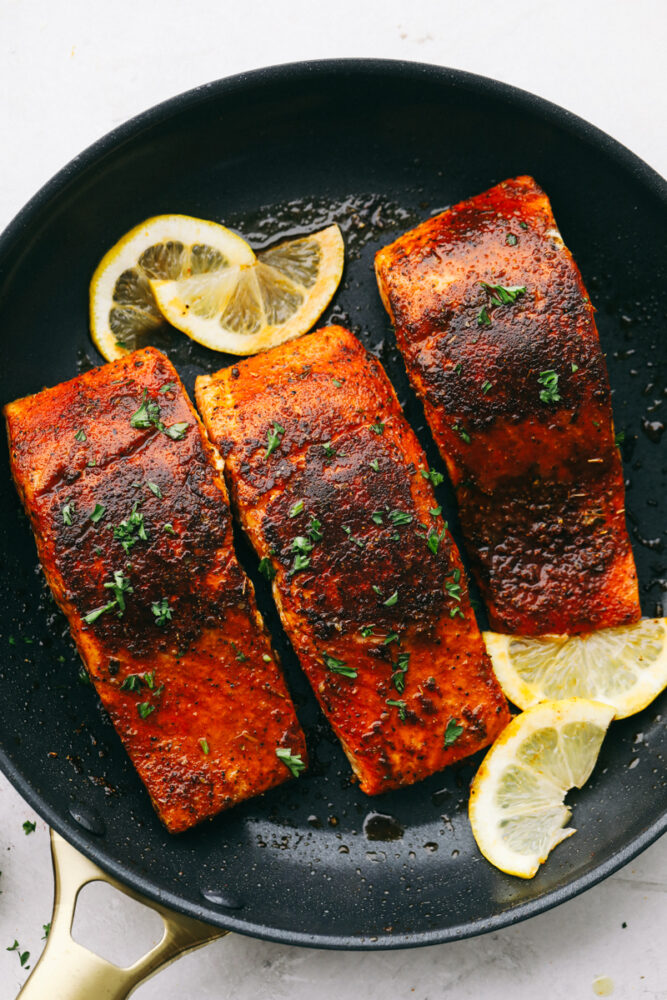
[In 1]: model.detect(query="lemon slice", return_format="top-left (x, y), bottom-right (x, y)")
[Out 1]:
top-left (150, 223), bottom-right (344, 355)
top-left (90, 215), bottom-right (257, 361)
top-left (483, 619), bottom-right (667, 720)
top-left (469, 698), bottom-right (614, 878)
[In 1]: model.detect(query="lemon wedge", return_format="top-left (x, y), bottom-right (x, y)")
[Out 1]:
top-left (469, 698), bottom-right (614, 878)
top-left (483, 619), bottom-right (667, 720)
top-left (90, 215), bottom-right (257, 362)
top-left (150, 223), bottom-right (344, 355)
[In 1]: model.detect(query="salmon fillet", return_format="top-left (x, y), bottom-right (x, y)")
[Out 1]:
top-left (4, 347), bottom-right (306, 833)
top-left (195, 326), bottom-right (509, 795)
top-left (375, 176), bottom-right (640, 635)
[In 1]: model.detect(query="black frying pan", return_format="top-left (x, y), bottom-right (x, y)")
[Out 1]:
top-left (0, 60), bottom-right (665, 949)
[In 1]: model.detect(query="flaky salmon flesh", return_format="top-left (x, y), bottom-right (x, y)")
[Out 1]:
top-left (196, 326), bottom-right (510, 795)
top-left (375, 176), bottom-right (640, 636)
top-left (4, 347), bottom-right (306, 833)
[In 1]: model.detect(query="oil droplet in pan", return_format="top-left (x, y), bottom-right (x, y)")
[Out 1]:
top-left (363, 812), bottom-right (405, 842)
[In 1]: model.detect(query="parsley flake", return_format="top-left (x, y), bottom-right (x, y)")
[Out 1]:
top-left (360, 625), bottom-right (375, 637)
top-left (137, 702), bottom-right (155, 719)
top-left (386, 698), bottom-right (407, 721)
top-left (264, 422), bottom-right (285, 458)
top-left (83, 600), bottom-right (117, 624)
top-left (477, 305), bottom-right (492, 328)
top-left (6, 940), bottom-right (30, 968)
top-left (322, 441), bottom-right (336, 458)
top-left (163, 422), bottom-right (189, 441)
top-left (147, 481), bottom-right (163, 499)
top-left (113, 504), bottom-right (148, 552)
top-left (42, 923), bottom-right (51, 940)
top-left (383, 632), bottom-right (399, 646)
top-left (276, 747), bottom-right (306, 777)
top-left (370, 421), bottom-right (385, 435)
top-left (392, 652), bottom-right (410, 693)
top-left (74, 429), bottom-right (87, 442)
top-left (332, 378), bottom-right (343, 388)
top-left (289, 500), bottom-right (304, 518)
top-left (324, 654), bottom-right (357, 679)
top-left (307, 517), bottom-right (323, 542)
top-left (452, 423), bottom-right (471, 444)
top-left (369, 459), bottom-right (380, 472)
top-left (420, 468), bottom-right (444, 487)
top-left (444, 717), bottom-right (464, 747)
top-left (163, 522), bottom-right (177, 535)
top-left (454, 363), bottom-right (462, 374)
top-left (537, 369), bottom-right (561, 404)
top-left (22, 820), bottom-right (36, 835)
top-left (258, 556), bottom-right (275, 581)
top-left (90, 503), bottom-right (106, 524)
top-left (62, 500), bottom-right (75, 525)
top-left (429, 506), bottom-right (442, 517)
top-left (571, 362), bottom-right (579, 373)
top-left (482, 380), bottom-right (492, 395)
top-left (506, 233), bottom-right (518, 246)
top-left (199, 738), bottom-right (210, 754)
top-left (159, 382), bottom-right (176, 394)
top-left (103, 570), bottom-right (133, 613)
top-left (151, 597), bottom-right (172, 626)
top-left (383, 591), bottom-right (398, 607)
top-left (389, 510), bottom-right (412, 526)
top-left (427, 527), bottom-right (447, 555)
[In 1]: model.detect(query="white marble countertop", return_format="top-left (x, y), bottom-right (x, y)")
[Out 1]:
top-left (0, 1), bottom-right (665, 998)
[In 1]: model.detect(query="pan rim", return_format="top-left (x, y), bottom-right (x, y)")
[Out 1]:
top-left (0, 57), bottom-right (665, 950)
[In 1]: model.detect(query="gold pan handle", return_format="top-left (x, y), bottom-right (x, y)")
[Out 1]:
top-left (17, 830), bottom-right (226, 1000)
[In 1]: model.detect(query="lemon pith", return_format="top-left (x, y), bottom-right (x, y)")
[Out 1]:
top-left (483, 619), bottom-right (667, 719)
top-left (468, 698), bottom-right (614, 878)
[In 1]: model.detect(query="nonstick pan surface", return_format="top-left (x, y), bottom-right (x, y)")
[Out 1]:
top-left (0, 60), bottom-right (665, 949)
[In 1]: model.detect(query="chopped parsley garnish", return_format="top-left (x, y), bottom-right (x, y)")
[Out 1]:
top-left (322, 441), bottom-right (336, 458)
top-left (445, 580), bottom-right (462, 602)
top-left (78, 668), bottom-right (91, 686)
top-left (383, 591), bottom-right (398, 607)
top-left (537, 369), bottom-right (561, 404)
top-left (258, 556), bottom-right (275, 581)
top-left (427, 527), bottom-right (447, 555)
top-left (477, 306), bottom-right (492, 328)
top-left (571, 362), bottom-right (579, 373)
top-left (290, 535), bottom-right (314, 575)
top-left (420, 468), bottom-right (444, 487)
top-left (444, 717), bottom-right (464, 747)
top-left (74, 429), bottom-right (87, 442)
top-left (159, 382), bottom-right (176, 394)
top-left (6, 940), bottom-right (30, 968)
top-left (137, 702), bottom-right (155, 719)
top-left (199, 738), bottom-right (210, 754)
top-left (372, 584), bottom-right (382, 596)
top-left (231, 642), bottom-right (247, 662)
top-left (383, 632), bottom-right (399, 646)
top-left (90, 503), bottom-right (106, 523)
top-left (482, 380), bottom-right (492, 395)
top-left (113, 504), bottom-right (148, 552)
top-left (104, 570), bottom-right (133, 613)
top-left (262, 653), bottom-right (272, 662)
top-left (163, 522), bottom-right (177, 535)
top-left (386, 698), bottom-right (407, 721)
top-left (129, 389), bottom-right (190, 440)
top-left (163, 422), bottom-right (189, 441)
top-left (454, 363), bottom-right (462, 374)
top-left (429, 506), bottom-right (442, 517)
top-left (307, 517), bottom-right (323, 542)
top-left (275, 747), bottom-right (306, 777)
top-left (392, 652), bottom-right (410, 693)
top-left (615, 430), bottom-right (625, 446)
top-left (83, 600), bottom-right (117, 624)
top-left (324, 654), bottom-right (357, 679)
top-left (389, 510), bottom-right (412, 526)
top-left (519, 221), bottom-right (528, 229)
top-left (62, 500), bottom-right (75, 526)
top-left (147, 481), bottom-right (163, 499)
top-left (452, 423), bottom-right (471, 444)
top-left (477, 281), bottom-right (527, 326)
top-left (369, 459), bottom-right (380, 472)
top-left (332, 378), bottom-right (343, 388)
top-left (151, 597), bottom-right (172, 626)
top-left (289, 500), bottom-right (304, 518)
top-left (370, 421), bottom-right (385, 435)
top-left (371, 511), bottom-right (384, 525)
top-left (42, 924), bottom-right (51, 940)
top-left (506, 233), bottom-right (518, 246)
top-left (264, 421), bottom-right (285, 458)
top-left (360, 625), bottom-right (375, 637)
top-left (120, 672), bottom-right (152, 692)
top-left (22, 820), bottom-right (36, 835)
